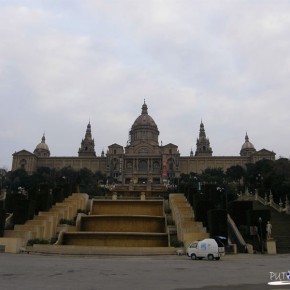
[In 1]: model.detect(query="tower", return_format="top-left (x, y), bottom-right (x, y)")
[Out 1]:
top-left (78, 122), bottom-right (96, 157)
top-left (195, 121), bottom-right (213, 157)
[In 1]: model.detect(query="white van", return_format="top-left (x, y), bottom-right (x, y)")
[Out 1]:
top-left (186, 238), bottom-right (225, 260)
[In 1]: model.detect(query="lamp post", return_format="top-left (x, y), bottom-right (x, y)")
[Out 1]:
top-left (217, 186), bottom-right (228, 210)
top-left (258, 217), bottom-right (264, 254)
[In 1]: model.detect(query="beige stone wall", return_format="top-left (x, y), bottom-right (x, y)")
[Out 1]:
top-left (179, 156), bottom-right (249, 174)
top-left (0, 238), bottom-right (23, 253)
top-left (91, 200), bottom-right (164, 216)
top-left (62, 232), bottom-right (169, 247)
top-left (37, 157), bottom-right (107, 172)
top-left (12, 149), bottom-right (274, 177)
top-left (12, 153), bottom-right (38, 174)
top-left (81, 215), bottom-right (166, 233)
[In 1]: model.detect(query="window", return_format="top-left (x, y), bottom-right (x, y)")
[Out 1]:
top-left (20, 159), bottom-right (27, 170)
top-left (168, 158), bottom-right (174, 170)
top-left (139, 160), bottom-right (147, 171)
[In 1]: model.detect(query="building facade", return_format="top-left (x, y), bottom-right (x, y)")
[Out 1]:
top-left (12, 101), bottom-right (275, 185)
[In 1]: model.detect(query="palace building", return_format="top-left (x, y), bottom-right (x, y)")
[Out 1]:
top-left (12, 101), bottom-right (275, 187)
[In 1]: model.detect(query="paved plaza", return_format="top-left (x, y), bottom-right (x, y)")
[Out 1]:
top-left (0, 253), bottom-right (290, 290)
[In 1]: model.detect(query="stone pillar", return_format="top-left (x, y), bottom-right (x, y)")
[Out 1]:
top-left (112, 192), bottom-right (117, 200)
top-left (266, 239), bottom-right (277, 254)
top-left (140, 192), bottom-right (146, 201)
top-left (269, 191), bottom-right (273, 206)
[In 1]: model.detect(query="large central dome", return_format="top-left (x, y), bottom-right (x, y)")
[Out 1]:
top-left (129, 101), bottom-right (159, 146)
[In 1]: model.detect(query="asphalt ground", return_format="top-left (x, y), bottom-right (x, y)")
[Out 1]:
top-left (0, 253), bottom-right (290, 290)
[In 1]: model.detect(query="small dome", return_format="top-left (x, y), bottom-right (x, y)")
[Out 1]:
top-left (241, 141), bottom-right (255, 150)
top-left (240, 133), bottom-right (256, 156)
top-left (241, 133), bottom-right (255, 150)
top-left (36, 135), bottom-right (49, 150)
top-left (34, 135), bottom-right (50, 157)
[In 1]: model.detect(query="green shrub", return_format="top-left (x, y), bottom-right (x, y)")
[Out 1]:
top-left (165, 208), bottom-right (172, 214)
top-left (167, 218), bottom-right (175, 226)
top-left (27, 239), bottom-right (50, 246)
top-left (77, 209), bottom-right (89, 215)
top-left (50, 237), bottom-right (58, 244)
top-left (171, 240), bottom-right (184, 248)
top-left (59, 218), bottom-right (76, 226)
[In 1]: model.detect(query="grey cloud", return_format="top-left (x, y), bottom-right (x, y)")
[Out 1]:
top-left (1, 1), bottom-right (290, 168)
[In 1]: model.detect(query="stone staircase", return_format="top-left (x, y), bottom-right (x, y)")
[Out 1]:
top-left (253, 201), bottom-right (290, 253)
top-left (169, 194), bottom-right (209, 249)
top-left (0, 193), bottom-right (89, 253)
top-left (270, 210), bottom-right (290, 253)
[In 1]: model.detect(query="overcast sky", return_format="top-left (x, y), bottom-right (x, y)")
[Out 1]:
top-left (1, 0), bottom-right (290, 170)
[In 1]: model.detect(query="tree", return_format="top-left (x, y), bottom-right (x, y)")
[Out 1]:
top-left (226, 165), bottom-right (245, 194)
top-left (6, 169), bottom-right (29, 193)
top-left (226, 165), bottom-right (245, 183)
top-left (269, 158), bottom-right (290, 202)
top-left (201, 168), bottom-right (225, 185)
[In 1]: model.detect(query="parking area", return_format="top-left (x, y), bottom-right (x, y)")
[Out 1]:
top-left (0, 253), bottom-right (290, 290)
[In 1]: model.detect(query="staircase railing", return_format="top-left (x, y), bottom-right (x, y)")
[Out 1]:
top-left (238, 190), bottom-right (289, 213)
top-left (227, 214), bottom-right (247, 252)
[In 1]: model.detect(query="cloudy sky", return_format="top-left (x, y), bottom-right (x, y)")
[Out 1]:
top-left (1, 0), bottom-right (290, 170)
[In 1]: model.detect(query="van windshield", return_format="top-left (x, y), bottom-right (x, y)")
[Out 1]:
top-left (190, 243), bottom-right (198, 248)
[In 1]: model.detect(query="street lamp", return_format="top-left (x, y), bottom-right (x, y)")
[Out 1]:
top-left (217, 186), bottom-right (228, 210)
top-left (193, 175), bottom-right (204, 195)
top-left (258, 217), bottom-right (264, 254)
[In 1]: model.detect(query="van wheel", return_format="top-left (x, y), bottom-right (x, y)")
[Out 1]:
top-left (191, 254), bottom-right (197, 260)
top-left (208, 254), bottom-right (214, 260)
